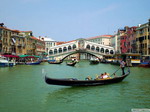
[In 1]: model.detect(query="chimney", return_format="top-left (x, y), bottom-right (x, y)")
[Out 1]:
top-left (0, 23), bottom-right (4, 27)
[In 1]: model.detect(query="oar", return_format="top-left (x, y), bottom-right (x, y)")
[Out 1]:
top-left (110, 68), bottom-right (121, 77)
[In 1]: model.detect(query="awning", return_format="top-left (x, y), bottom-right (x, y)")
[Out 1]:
top-left (19, 55), bottom-right (31, 58)
top-left (43, 53), bottom-right (48, 55)
top-left (2, 55), bottom-right (19, 58)
top-left (33, 55), bottom-right (40, 58)
top-left (18, 55), bottom-right (40, 58)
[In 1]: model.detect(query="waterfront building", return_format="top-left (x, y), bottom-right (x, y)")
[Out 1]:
top-left (114, 26), bottom-right (137, 54)
top-left (41, 36), bottom-right (57, 55)
top-left (86, 35), bottom-right (112, 46)
top-left (0, 24), bottom-right (22, 55)
top-left (126, 26), bottom-right (137, 53)
top-left (136, 19), bottom-right (150, 55)
top-left (31, 36), bottom-right (45, 56)
top-left (116, 28), bottom-right (126, 54)
top-left (111, 33), bottom-right (118, 52)
top-left (20, 31), bottom-right (35, 55)
top-left (0, 24), bottom-right (45, 56)
top-left (12, 30), bottom-right (26, 55)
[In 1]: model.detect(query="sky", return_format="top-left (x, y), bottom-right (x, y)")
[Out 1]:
top-left (0, 0), bottom-right (150, 41)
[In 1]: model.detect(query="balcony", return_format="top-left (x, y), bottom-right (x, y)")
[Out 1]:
top-left (11, 34), bottom-right (19, 37)
top-left (17, 44), bottom-right (22, 47)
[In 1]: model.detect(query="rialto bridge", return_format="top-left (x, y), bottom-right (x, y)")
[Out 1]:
top-left (48, 39), bottom-right (115, 61)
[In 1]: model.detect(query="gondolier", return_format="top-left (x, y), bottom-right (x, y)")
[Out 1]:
top-left (120, 59), bottom-right (126, 75)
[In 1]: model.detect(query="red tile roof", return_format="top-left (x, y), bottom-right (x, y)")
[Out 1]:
top-left (0, 26), bottom-right (32, 33)
top-left (56, 40), bottom-right (76, 45)
top-left (86, 35), bottom-right (113, 40)
top-left (31, 36), bottom-right (44, 42)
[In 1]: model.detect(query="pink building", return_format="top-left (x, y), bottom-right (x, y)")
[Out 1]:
top-left (120, 26), bottom-right (137, 53)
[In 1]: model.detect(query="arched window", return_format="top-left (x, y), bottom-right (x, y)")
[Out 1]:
top-left (54, 49), bottom-right (57, 54)
top-left (59, 48), bottom-right (62, 53)
top-left (96, 47), bottom-right (100, 52)
top-left (63, 47), bottom-right (67, 52)
top-left (91, 46), bottom-right (95, 51)
top-left (73, 44), bottom-right (76, 49)
top-left (110, 50), bottom-right (114, 54)
top-left (49, 50), bottom-right (53, 55)
top-left (101, 48), bottom-right (104, 53)
top-left (86, 45), bottom-right (90, 50)
top-left (105, 49), bottom-right (109, 54)
top-left (68, 46), bottom-right (72, 51)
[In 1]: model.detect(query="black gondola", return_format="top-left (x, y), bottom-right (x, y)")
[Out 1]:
top-left (66, 61), bottom-right (77, 66)
top-left (48, 60), bottom-right (62, 64)
top-left (45, 70), bottom-right (130, 86)
top-left (89, 59), bottom-right (99, 64)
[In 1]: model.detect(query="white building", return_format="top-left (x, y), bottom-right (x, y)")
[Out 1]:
top-left (86, 35), bottom-right (112, 46)
top-left (111, 34), bottom-right (118, 52)
top-left (39, 36), bottom-right (57, 55)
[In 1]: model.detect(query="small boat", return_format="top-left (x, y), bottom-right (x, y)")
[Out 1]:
top-left (0, 56), bottom-right (14, 67)
top-left (66, 61), bottom-right (77, 66)
top-left (89, 58), bottom-right (99, 64)
top-left (45, 69), bottom-right (130, 86)
top-left (25, 61), bottom-right (41, 65)
top-left (48, 60), bottom-right (62, 64)
top-left (138, 62), bottom-right (150, 68)
top-left (139, 56), bottom-right (150, 68)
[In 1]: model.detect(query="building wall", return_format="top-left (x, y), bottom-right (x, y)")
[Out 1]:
top-left (86, 35), bottom-right (112, 46)
top-left (136, 21), bottom-right (150, 55)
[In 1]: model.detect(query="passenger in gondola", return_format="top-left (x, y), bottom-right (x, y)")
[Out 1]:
top-left (104, 72), bottom-right (110, 76)
top-left (85, 76), bottom-right (92, 80)
top-left (102, 73), bottom-right (109, 79)
top-left (99, 73), bottom-right (104, 79)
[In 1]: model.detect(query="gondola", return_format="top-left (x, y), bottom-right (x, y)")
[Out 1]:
top-left (89, 59), bottom-right (99, 64)
top-left (25, 61), bottom-right (41, 65)
top-left (66, 61), bottom-right (77, 66)
top-left (45, 69), bottom-right (130, 86)
top-left (48, 60), bottom-right (62, 64)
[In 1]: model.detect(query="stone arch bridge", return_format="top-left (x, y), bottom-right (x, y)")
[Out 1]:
top-left (48, 39), bottom-right (115, 61)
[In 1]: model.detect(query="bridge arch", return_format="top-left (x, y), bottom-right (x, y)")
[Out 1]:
top-left (54, 49), bottom-right (57, 54)
top-left (105, 49), bottom-right (109, 54)
top-left (91, 45), bottom-right (95, 51)
top-left (59, 48), bottom-right (62, 53)
top-left (49, 50), bottom-right (53, 55)
top-left (68, 46), bottom-right (72, 51)
top-left (86, 44), bottom-right (90, 50)
top-left (63, 47), bottom-right (67, 52)
top-left (110, 50), bottom-right (114, 54)
top-left (61, 51), bottom-right (101, 61)
top-left (73, 44), bottom-right (76, 49)
top-left (96, 47), bottom-right (100, 52)
top-left (100, 48), bottom-right (104, 53)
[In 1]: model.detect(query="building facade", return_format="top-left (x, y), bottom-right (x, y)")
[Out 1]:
top-left (86, 35), bottom-right (112, 46)
top-left (0, 24), bottom-right (45, 56)
top-left (41, 36), bottom-right (57, 55)
top-left (136, 19), bottom-right (150, 55)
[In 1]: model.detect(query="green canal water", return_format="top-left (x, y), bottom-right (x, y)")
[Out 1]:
top-left (0, 61), bottom-right (150, 112)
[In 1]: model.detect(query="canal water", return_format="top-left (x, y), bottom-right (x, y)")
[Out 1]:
top-left (0, 61), bottom-right (150, 112)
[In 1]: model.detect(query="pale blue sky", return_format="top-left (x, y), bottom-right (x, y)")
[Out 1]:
top-left (0, 0), bottom-right (150, 41)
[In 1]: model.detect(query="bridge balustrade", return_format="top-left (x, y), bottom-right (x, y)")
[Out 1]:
top-left (48, 39), bottom-right (115, 58)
